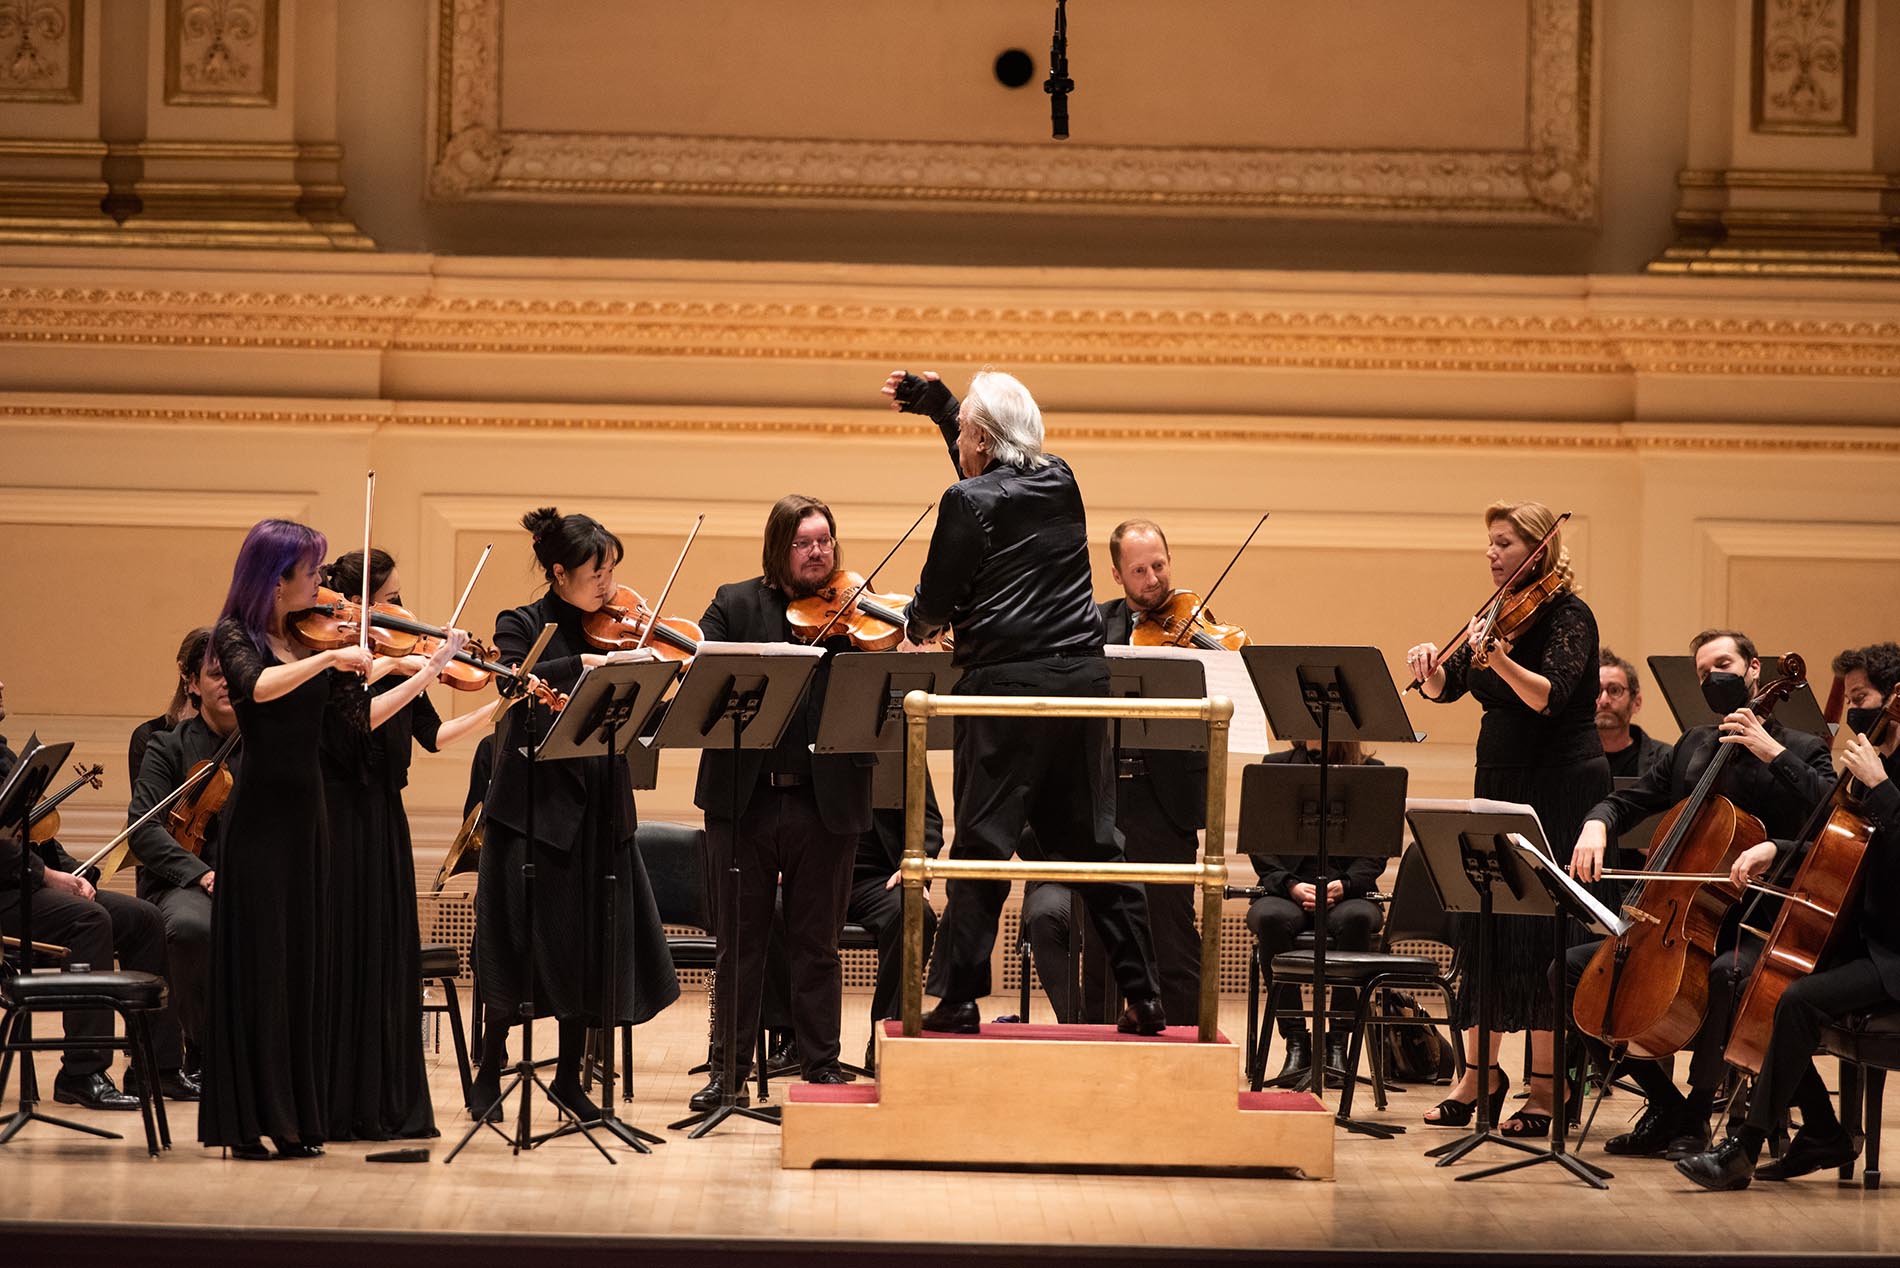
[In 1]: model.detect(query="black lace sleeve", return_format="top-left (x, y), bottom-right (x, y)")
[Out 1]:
top-left (213, 618), bottom-right (267, 703)
top-left (1430, 642), bottom-right (1474, 704)
top-left (1532, 597), bottom-right (1594, 716)
top-left (327, 665), bottom-right (370, 734)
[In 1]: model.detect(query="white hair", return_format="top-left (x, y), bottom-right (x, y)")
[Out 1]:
top-left (964, 370), bottom-right (1049, 470)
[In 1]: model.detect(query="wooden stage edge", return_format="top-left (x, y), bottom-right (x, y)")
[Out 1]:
top-left (6, 1225), bottom-right (1888, 1268)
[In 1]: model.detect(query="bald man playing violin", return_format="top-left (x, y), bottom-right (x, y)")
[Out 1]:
top-left (1022, 519), bottom-right (1205, 1025)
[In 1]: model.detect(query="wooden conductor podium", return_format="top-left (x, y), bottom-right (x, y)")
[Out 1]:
top-left (780, 688), bottom-right (1334, 1178)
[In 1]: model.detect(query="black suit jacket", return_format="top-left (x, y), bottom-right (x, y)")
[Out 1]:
top-left (125, 715), bottom-right (235, 898)
top-left (1248, 748), bottom-right (1389, 899)
top-left (692, 577), bottom-right (874, 836)
top-left (1098, 598), bottom-right (1207, 832)
top-left (1584, 720), bottom-right (1835, 845)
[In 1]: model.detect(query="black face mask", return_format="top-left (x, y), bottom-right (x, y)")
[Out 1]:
top-left (1845, 705), bottom-right (1884, 737)
top-left (1700, 671), bottom-right (1751, 715)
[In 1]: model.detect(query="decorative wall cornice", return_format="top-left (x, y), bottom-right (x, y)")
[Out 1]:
top-left (426, 0), bottom-right (1599, 223)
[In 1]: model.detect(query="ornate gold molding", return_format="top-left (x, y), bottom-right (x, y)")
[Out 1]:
top-left (1752, 0), bottom-right (1856, 136)
top-left (426, 0), bottom-right (1599, 223)
top-left (0, 0), bottom-right (81, 103)
top-left (165, 0), bottom-right (278, 107)
top-left (7, 400), bottom-right (1900, 454)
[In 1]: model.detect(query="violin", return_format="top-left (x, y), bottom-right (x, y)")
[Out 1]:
top-left (1573, 655), bottom-right (1806, 1058)
top-left (1129, 590), bottom-right (1249, 651)
top-left (25, 762), bottom-right (105, 845)
top-left (584, 584), bottom-right (704, 662)
top-left (1407, 511), bottom-right (1571, 690)
top-left (1725, 686), bottom-right (1900, 1074)
top-left (165, 731), bottom-right (240, 858)
top-left (786, 570), bottom-right (922, 651)
top-left (296, 589), bottom-right (521, 693)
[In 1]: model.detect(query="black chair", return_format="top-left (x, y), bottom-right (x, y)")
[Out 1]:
top-left (1257, 847), bottom-right (1465, 1114)
top-left (419, 941), bottom-right (473, 1107)
top-left (618, 821), bottom-right (715, 1103)
top-left (1820, 1004), bottom-right (1900, 1190)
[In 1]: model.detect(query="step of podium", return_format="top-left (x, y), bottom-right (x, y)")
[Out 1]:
top-left (779, 1020), bottom-right (1334, 1177)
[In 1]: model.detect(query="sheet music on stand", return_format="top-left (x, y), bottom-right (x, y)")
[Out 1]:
top-left (1504, 832), bottom-right (1628, 939)
top-left (1105, 645), bottom-right (1272, 754)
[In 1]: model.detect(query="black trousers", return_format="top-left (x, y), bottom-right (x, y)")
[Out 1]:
top-left (149, 884), bottom-right (211, 1054)
top-left (1022, 772), bottom-right (1203, 1022)
top-left (1246, 894), bottom-right (1382, 1037)
top-left (1560, 935), bottom-right (1758, 1107)
top-left (0, 886), bottom-right (182, 1076)
top-left (705, 784), bottom-right (856, 1077)
top-left (847, 864), bottom-right (938, 1026)
top-left (928, 657), bottom-right (1159, 1006)
top-left (1745, 955), bottom-right (1892, 1135)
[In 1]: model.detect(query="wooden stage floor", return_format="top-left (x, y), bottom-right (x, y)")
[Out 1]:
top-left (6, 991), bottom-right (1899, 1267)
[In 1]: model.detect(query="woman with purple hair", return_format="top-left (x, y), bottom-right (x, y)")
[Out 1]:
top-left (196, 518), bottom-right (461, 1160)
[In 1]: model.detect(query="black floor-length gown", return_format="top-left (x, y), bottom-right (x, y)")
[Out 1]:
top-left (1427, 589), bottom-right (1613, 1033)
top-left (200, 620), bottom-right (358, 1148)
top-left (318, 679), bottom-right (440, 1140)
top-left (476, 592), bottom-right (679, 1029)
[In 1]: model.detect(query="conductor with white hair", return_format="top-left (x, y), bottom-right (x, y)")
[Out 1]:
top-left (879, 368), bottom-right (1165, 1036)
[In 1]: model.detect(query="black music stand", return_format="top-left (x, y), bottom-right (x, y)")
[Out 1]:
top-left (531, 658), bottom-right (681, 1156)
top-left (1241, 646), bottom-right (1420, 1131)
top-left (1240, 761), bottom-right (1408, 1133)
top-left (816, 649), bottom-right (961, 814)
top-left (655, 646), bottom-right (823, 1138)
top-left (1406, 800), bottom-right (1619, 1188)
top-left (0, 739), bottom-right (103, 1146)
top-left (1647, 655), bottom-right (1830, 739)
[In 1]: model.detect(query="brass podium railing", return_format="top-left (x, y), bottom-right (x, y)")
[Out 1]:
top-left (900, 690), bottom-right (1233, 1041)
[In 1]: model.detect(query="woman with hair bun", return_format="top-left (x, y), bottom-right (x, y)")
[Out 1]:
top-left (1405, 499), bottom-right (1608, 1138)
top-left (316, 547), bottom-right (489, 1142)
top-left (467, 508), bottom-right (680, 1123)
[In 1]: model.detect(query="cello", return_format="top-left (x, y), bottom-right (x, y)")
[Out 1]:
top-left (1725, 687), bottom-right (1900, 1074)
top-left (1572, 654), bottom-right (1808, 1058)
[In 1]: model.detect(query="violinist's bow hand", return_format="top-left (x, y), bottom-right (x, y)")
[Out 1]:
top-left (605, 647), bottom-right (658, 665)
top-left (1404, 642), bottom-right (1440, 685)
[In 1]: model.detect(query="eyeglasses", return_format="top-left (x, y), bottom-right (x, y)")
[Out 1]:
top-left (791, 536), bottom-right (835, 554)
top-left (1599, 684), bottom-right (1630, 699)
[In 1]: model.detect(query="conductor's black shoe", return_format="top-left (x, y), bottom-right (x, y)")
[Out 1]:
top-left (1755, 1125), bottom-right (1859, 1181)
top-left (1674, 1136), bottom-right (1756, 1191)
top-left (1605, 1103), bottom-right (1688, 1157)
top-left (1117, 996), bottom-right (1167, 1036)
top-left (688, 1075), bottom-right (750, 1112)
top-left (1276, 1032), bottom-right (1313, 1082)
top-left (920, 999), bottom-right (981, 1034)
top-left (804, 1066), bottom-right (849, 1085)
top-left (124, 1066), bottom-right (201, 1102)
top-left (53, 1071), bottom-right (140, 1111)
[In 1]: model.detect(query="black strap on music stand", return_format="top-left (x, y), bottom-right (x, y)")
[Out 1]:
top-left (1405, 799), bottom-right (1619, 1189)
top-left (652, 647), bottom-right (823, 1139)
top-left (527, 658), bottom-right (681, 1156)
top-left (1238, 761), bottom-right (1407, 1131)
top-left (1241, 646), bottom-right (1420, 1136)
top-left (1646, 654), bottom-right (1830, 739)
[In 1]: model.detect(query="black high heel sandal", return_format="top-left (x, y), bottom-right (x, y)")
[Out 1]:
top-left (1424, 1064), bottom-right (1508, 1128)
top-left (1500, 1069), bottom-right (1556, 1137)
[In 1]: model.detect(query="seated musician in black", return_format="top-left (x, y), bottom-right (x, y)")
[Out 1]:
top-left (1676, 641), bottom-right (1900, 1189)
top-left (1565, 628), bottom-right (1834, 1158)
top-left (0, 677), bottom-right (187, 1109)
top-left (1247, 741), bottom-right (1387, 1084)
top-left (124, 628), bottom-right (236, 1090)
top-left (128, 627), bottom-right (208, 791)
top-left (1597, 647), bottom-right (1673, 782)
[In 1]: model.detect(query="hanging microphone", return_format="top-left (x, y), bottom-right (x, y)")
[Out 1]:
top-left (1043, 0), bottom-right (1072, 140)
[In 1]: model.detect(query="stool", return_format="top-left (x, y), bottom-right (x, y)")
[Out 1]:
top-left (0, 969), bottom-right (172, 1157)
top-left (1820, 1004), bottom-right (1900, 1190)
top-left (419, 942), bottom-right (473, 1106)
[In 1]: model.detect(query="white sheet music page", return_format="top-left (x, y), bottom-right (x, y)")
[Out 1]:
top-left (1105, 644), bottom-right (1272, 754)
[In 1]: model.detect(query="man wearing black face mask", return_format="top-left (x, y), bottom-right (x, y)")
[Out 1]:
top-left (1560, 627), bottom-right (1835, 1160)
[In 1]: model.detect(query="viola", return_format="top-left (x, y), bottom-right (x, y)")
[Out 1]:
top-left (25, 762), bottom-right (105, 845)
top-left (1725, 687), bottom-right (1900, 1074)
top-left (1407, 512), bottom-right (1570, 692)
top-left (786, 571), bottom-right (923, 652)
top-left (1129, 590), bottom-right (1249, 651)
top-left (1573, 655), bottom-right (1807, 1058)
top-left (165, 731), bottom-right (240, 858)
top-left (584, 584), bottom-right (703, 663)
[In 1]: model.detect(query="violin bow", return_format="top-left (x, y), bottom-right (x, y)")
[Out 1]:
top-left (807, 502), bottom-right (935, 646)
top-left (1406, 510), bottom-right (1570, 693)
top-left (446, 543), bottom-right (492, 632)
top-left (1165, 511), bottom-right (1269, 648)
top-left (634, 515), bottom-right (705, 654)
top-left (358, 469), bottom-right (376, 692)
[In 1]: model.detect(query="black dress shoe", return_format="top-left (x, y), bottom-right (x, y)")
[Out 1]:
top-left (1663, 1117), bottom-right (1714, 1161)
top-left (1755, 1125), bottom-right (1859, 1181)
top-left (124, 1066), bottom-right (201, 1102)
top-left (228, 1143), bottom-right (274, 1161)
top-left (551, 1080), bottom-right (604, 1124)
top-left (804, 1066), bottom-right (849, 1085)
top-left (1605, 1103), bottom-right (1686, 1157)
top-left (920, 999), bottom-right (980, 1034)
top-left (1276, 1032), bottom-right (1313, 1082)
top-left (466, 1074), bottom-right (503, 1123)
top-left (864, 1036), bottom-right (878, 1075)
top-left (1323, 1031), bottom-right (1351, 1086)
top-left (272, 1139), bottom-right (324, 1159)
top-left (767, 1029), bottom-right (797, 1067)
top-left (1675, 1136), bottom-right (1757, 1191)
top-left (53, 1071), bottom-right (141, 1112)
top-left (1117, 996), bottom-right (1167, 1036)
top-left (687, 1074), bottom-right (750, 1112)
